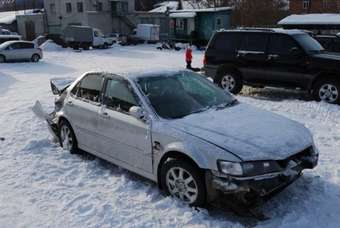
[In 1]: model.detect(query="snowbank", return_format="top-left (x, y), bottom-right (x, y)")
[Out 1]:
top-left (40, 40), bottom-right (63, 51)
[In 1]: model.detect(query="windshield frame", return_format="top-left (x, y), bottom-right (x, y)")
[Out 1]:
top-left (134, 71), bottom-right (237, 120)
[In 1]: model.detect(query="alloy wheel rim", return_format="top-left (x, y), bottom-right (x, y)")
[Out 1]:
top-left (166, 167), bottom-right (198, 204)
top-left (319, 84), bottom-right (338, 103)
top-left (33, 55), bottom-right (39, 62)
top-left (221, 74), bottom-right (236, 91)
top-left (60, 125), bottom-right (73, 151)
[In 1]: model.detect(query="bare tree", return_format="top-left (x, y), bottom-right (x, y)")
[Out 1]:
top-left (230, 0), bottom-right (289, 27)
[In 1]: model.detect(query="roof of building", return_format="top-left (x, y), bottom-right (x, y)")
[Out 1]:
top-left (278, 14), bottom-right (340, 25)
top-left (0, 9), bottom-right (39, 24)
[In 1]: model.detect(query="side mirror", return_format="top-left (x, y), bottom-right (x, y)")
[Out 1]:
top-left (129, 106), bottom-right (145, 120)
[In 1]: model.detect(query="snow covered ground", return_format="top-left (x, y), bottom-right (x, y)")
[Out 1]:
top-left (0, 42), bottom-right (339, 227)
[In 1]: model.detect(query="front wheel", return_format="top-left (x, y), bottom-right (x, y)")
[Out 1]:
top-left (217, 70), bottom-right (243, 94)
top-left (312, 78), bottom-right (340, 104)
top-left (59, 120), bottom-right (79, 154)
top-left (161, 160), bottom-right (206, 206)
top-left (0, 55), bottom-right (6, 63)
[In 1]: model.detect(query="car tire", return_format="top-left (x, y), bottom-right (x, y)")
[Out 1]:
top-left (31, 54), bottom-right (40, 62)
top-left (312, 77), bottom-right (340, 104)
top-left (160, 159), bottom-right (206, 207)
top-left (0, 55), bottom-right (6, 63)
top-left (59, 120), bottom-right (80, 154)
top-left (216, 69), bottom-right (243, 94)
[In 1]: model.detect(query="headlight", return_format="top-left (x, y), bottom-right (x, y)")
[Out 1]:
top-left (218, 161), bottom-right (243, 176)
top-left (218, 160), bottom-right (282, 177)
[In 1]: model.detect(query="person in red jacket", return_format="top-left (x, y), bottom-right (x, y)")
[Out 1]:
top-left (185, 45), bottom-right (193, 69)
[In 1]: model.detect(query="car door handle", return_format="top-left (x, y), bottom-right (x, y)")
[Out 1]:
top-left (67, 101), bottom-right (73, 106)
top-left (267, 54), bottom-right (279, 60)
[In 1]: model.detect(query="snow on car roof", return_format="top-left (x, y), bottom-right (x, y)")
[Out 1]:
top-left (84, 69), bottom-right (190, 80)
top-left (218, 28), bottom-right (306, 35)
top-left (278, 14), bottom-right (340, 25)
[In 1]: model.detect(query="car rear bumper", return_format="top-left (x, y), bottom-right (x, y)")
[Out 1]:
top-left (206, 154), bottom-right (318, 201)
top-left (202, 65), bottom-right (218, 79)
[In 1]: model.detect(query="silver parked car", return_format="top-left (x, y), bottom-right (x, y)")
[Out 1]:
top-left (0, 40), bottom-right (43, 63)
top-left (35, 70), bottom-right (318, 206)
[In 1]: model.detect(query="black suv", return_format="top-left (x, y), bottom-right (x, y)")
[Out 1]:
top-left (204, 29), bottom-right (340, 104)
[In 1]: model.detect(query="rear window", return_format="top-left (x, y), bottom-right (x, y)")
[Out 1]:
top-left (239, 33), bottom-right (268, 52)
top-left (212, 32), bottom-right (240, 52)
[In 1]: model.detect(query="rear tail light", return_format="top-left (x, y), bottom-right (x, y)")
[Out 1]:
top-left (203, 53), bottom-right (207, 65)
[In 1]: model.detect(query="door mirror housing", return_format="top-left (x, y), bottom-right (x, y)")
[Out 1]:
top-left (129, 106), bottom-right (145, 120)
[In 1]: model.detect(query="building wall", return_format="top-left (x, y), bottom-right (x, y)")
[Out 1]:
top-left (16, 13), bottom-right (46, 40)
top-left (196, 11), bottom-right (231, 41)
top-left (44, 0), bottom-right (135, 35)
top-left (290, 0), bottom-right (340, 14)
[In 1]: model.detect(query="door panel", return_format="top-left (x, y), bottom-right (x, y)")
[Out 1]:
top-left (64, 96), bottom-right (100, 151)
top-left (265, 34), bottom-right (310, 88)
top-left (64, 73), bottom-right (104, 152)
top-left (97, 77), bottom-right (153, 173)
top-left (237, 33), bottom-right (269, 83)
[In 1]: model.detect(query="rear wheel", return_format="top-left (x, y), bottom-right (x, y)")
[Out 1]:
top-left (0, 55), bottom-right (5, 63)
top-left (216, 69), bottom-right (243, 94)
top-left (312, 78), bottom-right (340, 104)
top-left (59, 120), bottom-right (79, 154)
top-left (31, 54), bottom-right (40, 62)
top-left (161, 160), bottom-right (206, 206)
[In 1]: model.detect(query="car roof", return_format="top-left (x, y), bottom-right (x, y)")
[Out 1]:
top-left (217, 28), bottom-right (307, 36)
top-left (83, 69), bottom-right (189, 80)
top-left (2, 40), bottom-right (34, 45)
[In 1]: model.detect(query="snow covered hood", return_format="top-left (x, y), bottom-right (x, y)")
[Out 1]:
top-left (172, 103), bottom-right (313, 161)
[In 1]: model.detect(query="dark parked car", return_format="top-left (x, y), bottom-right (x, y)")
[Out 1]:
top-left (315, 34), bottom-right (340, 53)
top-left (204, 28), bottom-right (340, 104)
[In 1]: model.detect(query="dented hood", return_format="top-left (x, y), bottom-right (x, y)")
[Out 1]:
top-left (172, 103), bottom-right (313, 161)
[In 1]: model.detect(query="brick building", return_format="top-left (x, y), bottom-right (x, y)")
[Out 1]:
top-left (290, 0), bottom-right (340, 14)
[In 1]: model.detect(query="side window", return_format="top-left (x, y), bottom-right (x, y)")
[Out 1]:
top-left (103, 78), bottom-right (138, 113)
top-left (212, 32), bottom-right (240, 52)
top-left (77, 74), bottom-right (104, 102)
top-left (239, 33), bottom-right (268, 52)
top-left (9, 43), bottom-right (21, 49)
top-left (71, 82), bottom-right (80, 96)
top-left (21, 43), bottom-right (34, 49)
top-left (268, 35), bottom-right (299, 55)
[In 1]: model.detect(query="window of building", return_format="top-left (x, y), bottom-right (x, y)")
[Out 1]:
top-left (77, 2), bottom-right (84, 13)
top-left (96, 2), bottom-right (103, 11)
top-left (66, 3), bottom-right (72, 13)
top-left (176, 19), bottom-right (185, 30)
top-left (50, 3), bottom-right (56, 14)
top-left (215, 17), bottom-right (223, 29)
top-left (303, 0), bottom-right (310, 9)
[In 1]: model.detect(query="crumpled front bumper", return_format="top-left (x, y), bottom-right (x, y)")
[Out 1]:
top-left (206, 154), bottom-right (318, 201)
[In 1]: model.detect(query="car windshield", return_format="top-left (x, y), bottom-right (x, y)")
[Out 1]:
top-left (137, 71), bottom-right (236, 119)
top-left (294, 34), bottom-right (324, 53)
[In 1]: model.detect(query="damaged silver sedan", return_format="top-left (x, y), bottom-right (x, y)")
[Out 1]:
top-left (34, 70), bottom-right (318, 207)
